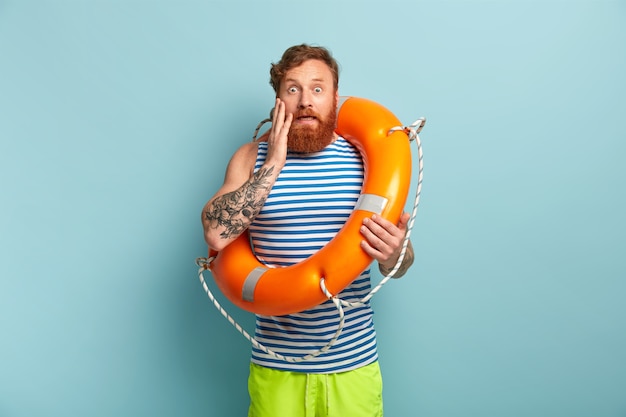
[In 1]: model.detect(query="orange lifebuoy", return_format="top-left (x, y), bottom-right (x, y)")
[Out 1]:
top-left (208, 96), bottom-right (412, 316)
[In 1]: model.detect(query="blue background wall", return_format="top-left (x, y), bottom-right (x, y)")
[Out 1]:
top-left (1, 1), bottom-right (625, 416)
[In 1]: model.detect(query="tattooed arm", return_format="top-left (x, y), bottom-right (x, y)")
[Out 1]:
top-left (202, 155), bottom-right (277, 250)
top-left (202, 98), bottom-right (293, 251)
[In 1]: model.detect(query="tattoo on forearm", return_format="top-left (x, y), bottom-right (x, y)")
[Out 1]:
top-left (205, 166), bottom-right (275, 239)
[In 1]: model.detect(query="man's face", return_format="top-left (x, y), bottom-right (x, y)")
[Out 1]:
top-left (278, 59), bottom-right (338, 153)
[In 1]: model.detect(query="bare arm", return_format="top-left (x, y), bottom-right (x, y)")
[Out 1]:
top-left (201, 99), bottom-right (292, 251)
top-left (202, 155), bottom-right (277, 250)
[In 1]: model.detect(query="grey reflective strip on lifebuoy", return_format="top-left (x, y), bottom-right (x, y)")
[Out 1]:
top-left (242, 266), bottom-right (268, 302)
top-left (355, 194), bottom-right (388, 215)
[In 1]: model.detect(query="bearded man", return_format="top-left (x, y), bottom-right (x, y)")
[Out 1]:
top-left (201, 44), bottom-right (415, 417)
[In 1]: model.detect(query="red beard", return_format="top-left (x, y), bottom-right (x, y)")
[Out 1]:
top-left (287, 103), bottom-right (337, 153)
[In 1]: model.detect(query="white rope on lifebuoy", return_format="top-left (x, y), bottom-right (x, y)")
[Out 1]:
top-left (196, 257), bottom-right (346, 363)
top-left (197, 116), bottom-right (426, 361)
top-left (321, 118), bottom-right (425, 306)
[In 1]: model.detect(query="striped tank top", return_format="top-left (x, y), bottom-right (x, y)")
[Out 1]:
top-left (248, 137), bottom-right (378, 373)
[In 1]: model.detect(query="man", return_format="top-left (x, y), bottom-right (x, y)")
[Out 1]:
top-left (202, 44), bottom-right (414, 417)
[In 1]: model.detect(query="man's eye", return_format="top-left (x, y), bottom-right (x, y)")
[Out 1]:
top-left (314, 87), bottom-right (323, 93)
top-left (288, 87), bottom-right (298, 93)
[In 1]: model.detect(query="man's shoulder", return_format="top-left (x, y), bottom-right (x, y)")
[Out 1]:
top-left (227, 141), bottom-right (260, 174)
top-left (234, 140), bottom-right (261, 158)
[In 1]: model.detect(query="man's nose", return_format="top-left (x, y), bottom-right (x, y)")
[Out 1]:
top-left (299, 91), bottom-right (313, 108)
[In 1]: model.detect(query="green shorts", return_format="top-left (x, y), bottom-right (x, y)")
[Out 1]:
top-left (247, 361), bottom-right (383, 417)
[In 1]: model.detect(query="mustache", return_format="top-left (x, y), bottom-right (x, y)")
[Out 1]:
top-left (293, 109), bottom-right (321, 119)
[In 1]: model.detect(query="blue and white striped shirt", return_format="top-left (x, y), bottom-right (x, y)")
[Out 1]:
top-left (249, 137), bottom-right (378, 373)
